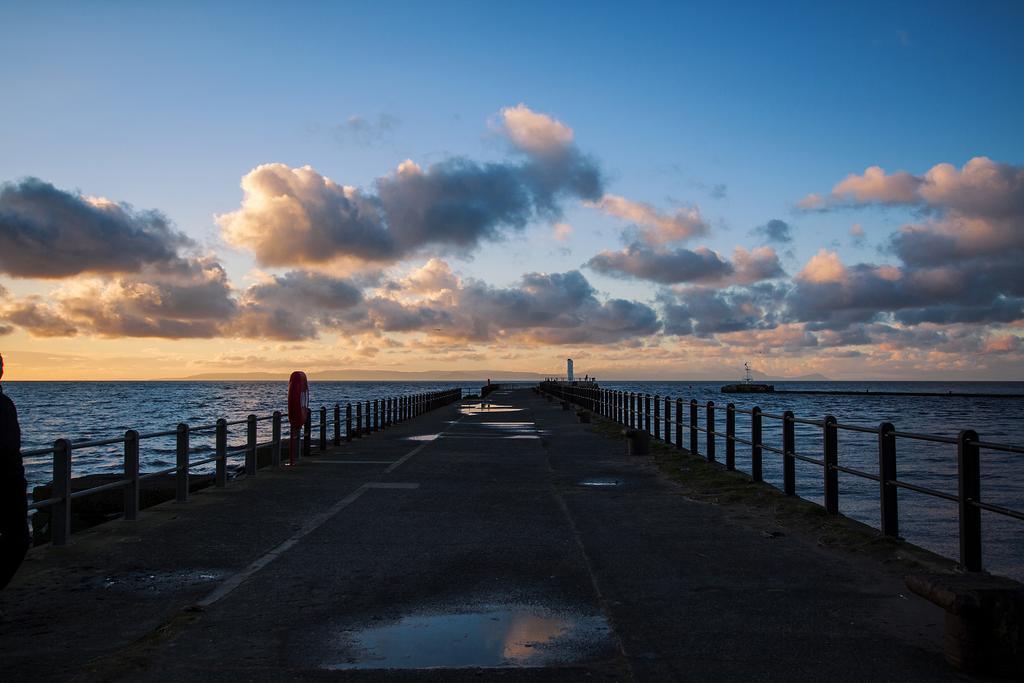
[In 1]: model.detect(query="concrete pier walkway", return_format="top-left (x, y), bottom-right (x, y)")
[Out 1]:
top-left (1, 389), bottom-right (957, 680)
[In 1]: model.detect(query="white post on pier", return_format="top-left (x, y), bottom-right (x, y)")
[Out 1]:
top-left (567, 358), bottom-right (574, 383)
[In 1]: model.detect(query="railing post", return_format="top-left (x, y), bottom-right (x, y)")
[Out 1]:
top-left (176, 422), bottom-right (190, 502)
top-left (215, 419), bottom-right (227, 486)
top-left (957, 429), bottom-right (982, 572)
top-left (366, 400), bottom-right (372, 429)
top-left (782, 411), bottom-right (795, 495)
top-left (706, 401), bottom-right (716, 463)
top-left (725, 404), bottom-right (735, 471)
top-left (376, 399), bottom-right (382, 429)
top-left (654, 395), bottom-right (661, 439)
top-left (346, 403), bottom-right (353, 441)
top-left (675, 397), bottom-right (683, 449)
top-left (355, 402), bottom-right (363, 438)
top-left (751, 407), bottom-right (763, 482)
top-left (631, 393), bottom-right (637, 428)
top-left (52, 438), bottom-right (71, 546)
top-left (333, 404), bottom-right (341, 445)
top-left (303, 409), bottom-right (312, 459)
top-left (823, 415), bottom-right (838, 514)
top-left (319, 406), bottom-right (327, 450)
top-left (644, 394), bottom-right (651, 434)
top-left (878, 422), bottom-right (899, 537)
top-left (272, 411), bottom-right (282, 467)
top-left (245, 414), bottom-right (257, 475)
top-left (123, 430), bottom-right (139, 521)
top-left (664, 396), bottom-right (671, 445)
top-left (689, 399), bottom-right (698, 455)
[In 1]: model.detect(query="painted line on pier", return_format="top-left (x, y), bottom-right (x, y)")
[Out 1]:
top-left (196, 482), bottom-right (419, 608)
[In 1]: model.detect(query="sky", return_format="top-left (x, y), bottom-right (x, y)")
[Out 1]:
top-left (1, 0), bottom-right (1022, 380)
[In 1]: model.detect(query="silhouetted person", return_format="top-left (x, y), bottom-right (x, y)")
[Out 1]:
top-left (0, 353), bottom-right (29, 589)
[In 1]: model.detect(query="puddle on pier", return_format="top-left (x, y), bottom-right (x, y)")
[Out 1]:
top-left (405, 432), bottom-right (541, 441)
top-left (405, 433), bottom-right (441, 441)
top-left (409, 421), bottom-right (544, 441)
top-left (458, 402), bottom-right (523, 415)
top-left (326, 603), bottom-right (613, 670)
top-left (578, 478), bottom-right (623, 487)
top-left (98, 568), bottom-right (226, 595)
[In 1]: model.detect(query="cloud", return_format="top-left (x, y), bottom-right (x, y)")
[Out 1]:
top-left (498, 103), bottom-right (574, 157)
top-left (752, 218), bottom-right (793, 243)
top-left (798, 157), bottom-right (1023, 221)
top-left (588, 194), bottom-right (708, 244)
top-left (796, 249), bottom-right (847, 284)
top-left (732, 246), bottom-right (786, 283)
top-left (218, 105), bottom-right (603, 268)
top-left (586, 244), bottom-right (782, 285)
top-left (785, 249), bottom-right (1024, 329)
top-left (393, 258), bottom-right (459, 294)
top-left (371, 266), bottom-right (660, 345)
top-left (1, 258), bottom-right (236, 339)
top-left (0, 177), bottom-right (193, 278)
top-left (552, 222), bottom-right (573, 242)
top-left (230, 270), bottom-right (366, 340)
top-left (586, 244), bottom-right (731, 284)
top-left (785, 159), bottom-right (1024, 332)
top-left (0, 298), bottom-right (79, 337)
top-left (335, 113), bottom-right (400, 146)
top-left (849, 223), bottom-right (865, 246)
top-left (661, 284), bottom-right (782, 337)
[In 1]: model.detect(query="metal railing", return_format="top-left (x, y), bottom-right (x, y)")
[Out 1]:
top-left (539, 381), bottom-right (1023, 573)
top-left (24, 388), bottom-right (462, 546)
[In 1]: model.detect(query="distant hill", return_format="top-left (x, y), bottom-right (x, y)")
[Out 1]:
top-left (169, 369), bottom-right (547, 381)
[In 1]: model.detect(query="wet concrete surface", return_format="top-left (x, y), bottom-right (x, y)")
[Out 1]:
top-left (0, 388), bottom-right (962, 680)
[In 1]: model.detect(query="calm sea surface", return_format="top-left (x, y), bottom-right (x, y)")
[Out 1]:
top-left (4, 379), bottom-right (1023, 580)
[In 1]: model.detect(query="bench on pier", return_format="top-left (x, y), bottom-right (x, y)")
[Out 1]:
top-left (905, 572), bottom-right (1023, 675)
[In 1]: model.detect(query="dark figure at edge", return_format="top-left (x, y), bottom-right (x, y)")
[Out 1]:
top-left (0, 353), bottom-right (29, 589)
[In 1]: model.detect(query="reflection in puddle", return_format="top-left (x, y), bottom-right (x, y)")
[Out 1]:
top-left (478, 422), bottom-right (535, 429)
top-left (328, 604), bottom-right (612, 670)
top-left (579, 478), bottom-right (622, 487)
top-left (405, 434), bottom-right (441, 441)
top-left (459, 403), bottom-right (523, 415)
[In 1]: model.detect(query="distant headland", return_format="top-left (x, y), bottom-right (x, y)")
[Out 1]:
top-left (166, 369), bottom-right (548, 381)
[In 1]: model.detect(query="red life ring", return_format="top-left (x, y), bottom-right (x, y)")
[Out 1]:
top-left (287, 371), bottom-right (309, 431)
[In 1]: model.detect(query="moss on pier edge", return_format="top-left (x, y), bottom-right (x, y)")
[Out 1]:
top-left (588, 416), bottom-right (959, 576)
